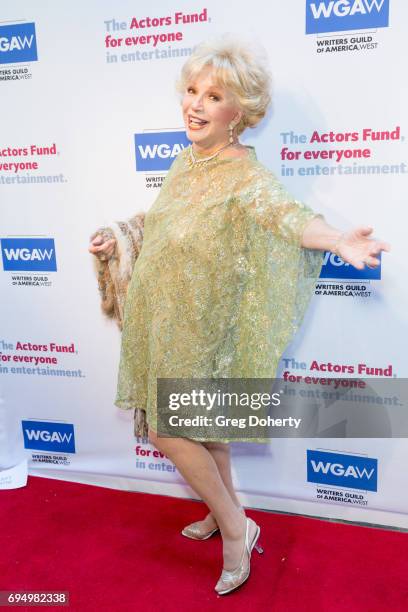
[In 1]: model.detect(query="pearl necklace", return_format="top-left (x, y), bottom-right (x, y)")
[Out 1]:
top-left (189, 141), bottom-right (235, 165)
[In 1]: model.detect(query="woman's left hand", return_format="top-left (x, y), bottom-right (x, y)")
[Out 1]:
top-left (335, 226), bottom-right (391, 270)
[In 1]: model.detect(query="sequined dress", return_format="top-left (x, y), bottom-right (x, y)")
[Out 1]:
top-left (114, 145), bottom-right (324, 442)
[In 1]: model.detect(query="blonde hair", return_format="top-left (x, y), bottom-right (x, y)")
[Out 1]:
top-left (177, 36), bottom-right (272, 135)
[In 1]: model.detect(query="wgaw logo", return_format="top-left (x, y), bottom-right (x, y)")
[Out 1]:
top-left (307, 449), bottom-right (378, 491)
top-left (0, 22), bottom-right (38, 65)
top-left (320, 250), bottom-right (381, 279)
top-left (306, 0), bottom-right (390, 34)
top-left (22, 420), bottom-right (76, 453)
top-left (1, 238), bottom-right (57, 272)
top-left (135, 130), bottom-right (191, 171)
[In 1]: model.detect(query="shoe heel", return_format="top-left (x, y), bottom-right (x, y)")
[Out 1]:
top-left (252, 525), bottom-right (264, 554)
top-left (254, 541), bottom-right (264, 554)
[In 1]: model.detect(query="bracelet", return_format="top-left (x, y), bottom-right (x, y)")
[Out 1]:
top-left (332, 232), bottom-right (345, 256)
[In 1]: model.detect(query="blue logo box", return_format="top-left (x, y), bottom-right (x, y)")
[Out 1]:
top-left (1, 238), bottom-right (57, 272)
top-left (135, 131), bottom-right (190, 171)
top-left (320, 251), bottom-right (381, 279)
top-left (0, 22), bottom-right (38, 65)
top-left (307, 449), bottom-right (378, 491)
top-left (306, 0), bottom-right (389, 34)
top-left (22, 420), bottom-right (76, 454)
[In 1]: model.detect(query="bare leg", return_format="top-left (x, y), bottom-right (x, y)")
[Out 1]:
top-left (149, 429), bottom-right (246, 571)
top-left (194, 442), bottom-right (245, 531)
top-left (204, 442), bottom-right (241, 507)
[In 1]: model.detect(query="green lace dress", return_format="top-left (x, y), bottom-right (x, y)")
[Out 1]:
top-left (114, 145), bottom-right (324, 442)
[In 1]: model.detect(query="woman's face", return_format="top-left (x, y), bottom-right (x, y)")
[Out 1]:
top-left (182, 66), bottom-right (242, 152)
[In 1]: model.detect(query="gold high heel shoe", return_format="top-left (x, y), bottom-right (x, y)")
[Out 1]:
top-left (214, 517), bottom-right (263, 595)
top-left (181, 520), bottom-right (220, 540)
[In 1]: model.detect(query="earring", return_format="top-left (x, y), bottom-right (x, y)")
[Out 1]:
top-left (228, 123), bottom-right (235, 144)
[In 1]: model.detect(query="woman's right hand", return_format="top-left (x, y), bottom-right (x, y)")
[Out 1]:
top-left (88, 234), bottom-right (116, 260)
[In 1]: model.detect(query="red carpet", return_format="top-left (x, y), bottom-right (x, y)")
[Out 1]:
top-left (1, 475), bottom-right (407, 611)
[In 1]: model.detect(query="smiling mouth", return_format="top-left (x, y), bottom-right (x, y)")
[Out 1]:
top-left (188, 115), bottom-right (209, 128)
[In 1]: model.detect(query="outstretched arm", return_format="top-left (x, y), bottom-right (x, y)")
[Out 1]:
top-left (301, 216), bottom-right (391, 270)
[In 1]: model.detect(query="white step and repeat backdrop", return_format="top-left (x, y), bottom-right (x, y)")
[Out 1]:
top-left (1, 1), bottom-right (407, 528)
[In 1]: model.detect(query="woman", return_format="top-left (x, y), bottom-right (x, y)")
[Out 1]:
top-left (89, 38), bottom-right (389, 595)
